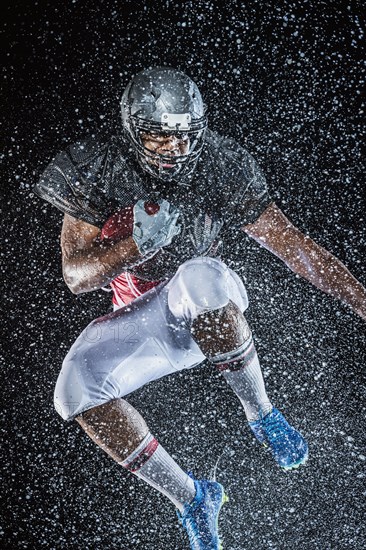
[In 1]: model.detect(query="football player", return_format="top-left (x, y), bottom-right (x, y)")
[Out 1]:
top-left (34, 67), bottom-right (366, 549)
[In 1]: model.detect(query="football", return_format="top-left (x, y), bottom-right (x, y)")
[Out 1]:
top-left (100, 202), bottom-right (160, 243)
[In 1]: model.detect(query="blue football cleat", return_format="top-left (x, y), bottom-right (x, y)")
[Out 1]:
top-left (249, 407), bottom-right (308, 470)
top-left (177, 475), bottom-right (228, 549)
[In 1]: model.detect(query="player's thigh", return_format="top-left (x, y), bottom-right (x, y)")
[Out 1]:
top-left (55, 284), bottom-right (204, 420)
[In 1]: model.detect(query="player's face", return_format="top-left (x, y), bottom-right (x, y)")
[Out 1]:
top-left (140, 132), bottom-right (190, 168)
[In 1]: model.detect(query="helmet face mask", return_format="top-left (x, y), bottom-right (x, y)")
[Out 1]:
top-left (120, 67), bottom-right (207, 181)
top-left (133, 125), bottom-right (206, 181)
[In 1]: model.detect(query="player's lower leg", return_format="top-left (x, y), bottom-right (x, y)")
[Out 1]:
top-left (191, 301), bottom-right (272, 421)
top-left (76, 398), bottom-right (195, 511)
top-left (76, 398), bottom-right (227, 548)
top-left (192, 301), bottom-right (308, 469)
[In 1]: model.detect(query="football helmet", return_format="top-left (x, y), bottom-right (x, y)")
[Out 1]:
top-left (120, 66), bottom-right (207, 181)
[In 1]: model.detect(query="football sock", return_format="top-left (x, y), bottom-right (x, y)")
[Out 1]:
top-left (121, 432), bottom-right (196, 512)
top-left (213, 335), bottom-right (273, 422)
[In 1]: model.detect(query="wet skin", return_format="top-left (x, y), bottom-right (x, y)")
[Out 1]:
top-left (140, 132), bottom-right (190, 167)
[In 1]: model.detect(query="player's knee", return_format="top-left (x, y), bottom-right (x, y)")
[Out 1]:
top-left (54, 335), bottom-right (113, 421)
top-left (168, 257), bottom-right (234, 320)
top-left (54, 352), bottom-right (85, 421)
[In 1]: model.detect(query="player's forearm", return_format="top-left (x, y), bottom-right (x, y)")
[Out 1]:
top-left (63, 237), bottom-right (141, 294)
top-left (277, 235), bottom-right (366, 320)
top-left (245, 203), bottom-right (366, 320)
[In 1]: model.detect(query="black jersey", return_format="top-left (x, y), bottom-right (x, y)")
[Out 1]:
top-left (34, 130), bottom-right (271, 281)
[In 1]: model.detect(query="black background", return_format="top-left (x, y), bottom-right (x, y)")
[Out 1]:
top-left (2, 1), bottom-right (366, 548)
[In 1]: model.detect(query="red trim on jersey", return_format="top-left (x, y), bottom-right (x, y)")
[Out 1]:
top-left (110, 272), bottom-right (162, 307)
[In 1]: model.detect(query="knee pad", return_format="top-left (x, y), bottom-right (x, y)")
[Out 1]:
top-left (54, 322), bottom-right (119, 421)
top-left (54, 350), bottom-right (100, 421)
top-left (167, 257), bottom-right (248, 321)
top-left (54, 353), bottom-right (86, 421)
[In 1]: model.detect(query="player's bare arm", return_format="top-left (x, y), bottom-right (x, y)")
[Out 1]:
top-left (61, 197), bottom-right (181, 295)
top-left (244, 202), bottom-right (366, 320)
top-left (61, 213), bottom-right (140, 294)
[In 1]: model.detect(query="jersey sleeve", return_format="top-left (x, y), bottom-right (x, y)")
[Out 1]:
top-left (220, 137), bottom-right (272, 229)
top-left (33, 146), bottom-right (112, 228)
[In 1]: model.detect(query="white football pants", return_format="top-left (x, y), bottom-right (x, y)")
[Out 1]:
top-left (55, 257), bottom-right (248, 420)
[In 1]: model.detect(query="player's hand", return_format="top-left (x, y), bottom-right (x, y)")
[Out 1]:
top-left (133, 199), bottom-right (181, 254)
